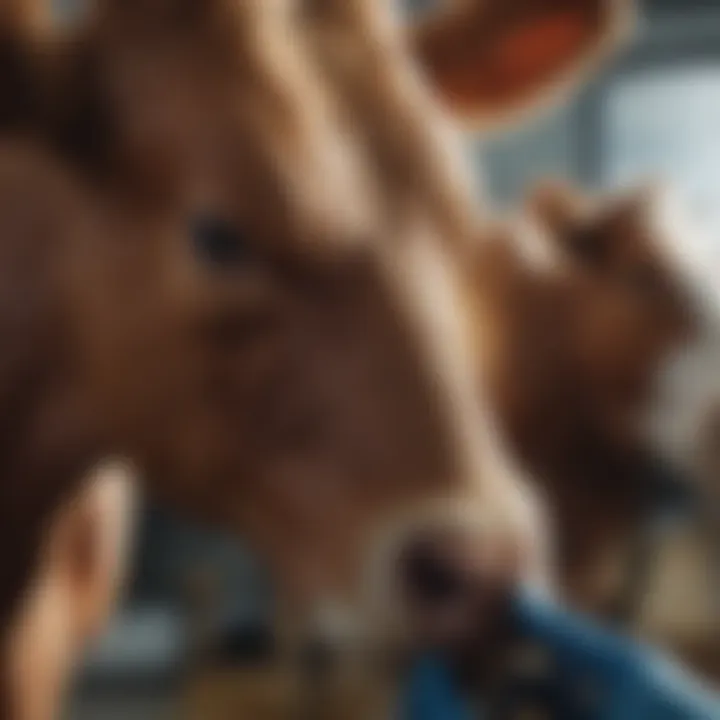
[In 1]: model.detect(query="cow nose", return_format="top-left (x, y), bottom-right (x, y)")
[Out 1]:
top-left (399, 532), bottom-right (473, 607)
top-left (397, 524), bottom-right (522, 611)
top-left (395, 525), bottom-right (520, 654)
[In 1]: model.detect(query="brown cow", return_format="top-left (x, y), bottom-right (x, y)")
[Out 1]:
top-left (0, 0), bottom-right (630, 714)
top-left (473, 180), bottom-right (717, 617)
top-left (376, 184), bottom-right (718, 706)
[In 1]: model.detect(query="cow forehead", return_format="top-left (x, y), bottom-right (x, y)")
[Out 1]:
top-left (100, 0), bottom-right (475, 248)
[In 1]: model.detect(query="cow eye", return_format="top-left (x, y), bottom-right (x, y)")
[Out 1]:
top-left (192, 215), bottom-right (251, 269)
top-left (568, 226), bottom-right (606, 266)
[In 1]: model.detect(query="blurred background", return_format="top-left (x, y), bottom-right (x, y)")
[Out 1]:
top-left (62, 0), bottom-right (720, 716)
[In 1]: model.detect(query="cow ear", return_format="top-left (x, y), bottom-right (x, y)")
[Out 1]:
top-left (528, 179), bottom-right (589, 236)
top-left (608, 182), bottom-right (661, 226)
top-left (526, 179), bottom-right (612, 265)
top-left (412, 0), bottom-right (633, 129)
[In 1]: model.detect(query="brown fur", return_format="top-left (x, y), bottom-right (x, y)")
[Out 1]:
top-left (475, 181), bottom-right (694, 613)
top-left (0, 1), bottom-right (629, 715)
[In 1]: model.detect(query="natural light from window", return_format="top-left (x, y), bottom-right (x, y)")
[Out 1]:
top-left (604, 66), bottom-right (720, 259)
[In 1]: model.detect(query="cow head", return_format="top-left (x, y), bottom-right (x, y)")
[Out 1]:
top-left (530, 180), bottom-right (720, 511)
top-left (0, 0), bottom-right (629, 610)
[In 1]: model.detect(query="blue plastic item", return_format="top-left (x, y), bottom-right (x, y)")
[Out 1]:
top-left (400, 654), bottom-right (474, 720)
top-left (399, 591), bottom-right (720, 719)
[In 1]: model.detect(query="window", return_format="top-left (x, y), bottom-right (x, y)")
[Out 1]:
top-left (602, 66), bottom-right (720, 252)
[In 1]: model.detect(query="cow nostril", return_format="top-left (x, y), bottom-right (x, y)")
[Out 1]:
top-left (399, 537), bottom-right (468, 607)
